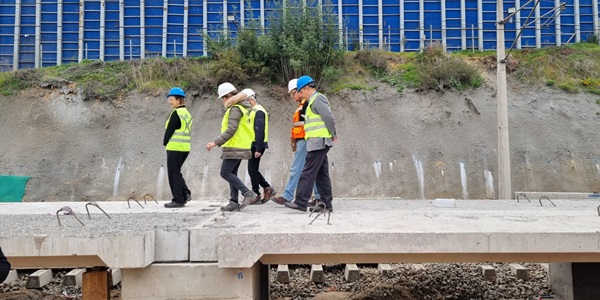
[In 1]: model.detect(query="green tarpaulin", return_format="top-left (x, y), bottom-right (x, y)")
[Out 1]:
top-left (0, 175), bottom-right (30, 202)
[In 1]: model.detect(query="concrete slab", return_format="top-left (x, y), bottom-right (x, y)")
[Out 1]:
top-left (515, 192), bottom-right (600, 200)
top-left (110, 268), bottom-right (121, 286)
top-left (63, 268), bottom-right (86, 286)
top-left (344, 264), bottom-right (360, 282)
top-left (214, 199), bottom-right (600, 267)
top-left (26, 269), bottom-right (52, 288)
top-left (377, 264), bottom-right (392, 275)
top-left (276, 264), bottom-right (290, 283)
top-left (310, 265), bottom-right (325, 283)
top-left (509, 263), bottom-right (529, 281)
top-left (480, 265), bottom-right (496, 281)
top-left (2, 270), bottom-right (18, 285)
top-left (0, 201), bottom-right (216, 268)
top-left (121, 263), bottom-right (258, 300)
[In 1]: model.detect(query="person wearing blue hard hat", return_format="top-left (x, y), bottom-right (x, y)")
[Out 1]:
top-left (284, 75), bottom-right (338, 213)
top-left (163, 87), bottom-right (193, 208)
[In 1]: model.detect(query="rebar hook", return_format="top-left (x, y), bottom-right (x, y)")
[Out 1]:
top-left (308, 201), bottom-right (332, 225)
top-left (56, 206), bottom-right (85, 226)
top-left (85, 202), bottom-right (111, 219)
top-left (539, 196), bottom-right (556, 207)
top-left (516, 193), bottom-right (531, 203)
top-left (127, 197), bottom-right (144, 209)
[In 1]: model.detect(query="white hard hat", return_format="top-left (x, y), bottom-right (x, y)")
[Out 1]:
top-left (218, 82), bottom-right (236, 99)
top-left (241, 88), bottom-right (256, 99)
top-left (287, 79), bottom-right (298, 93)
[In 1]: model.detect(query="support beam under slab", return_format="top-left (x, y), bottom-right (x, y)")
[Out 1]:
top-left (550, 262), bottom-right (600, 300)
top-left (82, 269), bottom-right (109, 300)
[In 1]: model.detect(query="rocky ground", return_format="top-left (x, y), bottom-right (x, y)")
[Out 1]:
top-left (0, 263), bottom-right (553, 299)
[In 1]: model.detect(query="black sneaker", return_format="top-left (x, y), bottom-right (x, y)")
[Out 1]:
top-left (308, 198), bottom-right (320, 207)
top-left (284, 201), bottom-right (307, 212)
top-left (164, 201), bottom-right (185, 208)
top-left (185, 192), bottom-right (192, 203)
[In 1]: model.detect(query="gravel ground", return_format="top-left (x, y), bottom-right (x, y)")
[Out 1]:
top-left (269, 263), bottom-right (553, 300)
top-left (0, 263), bottom-right (553, 299)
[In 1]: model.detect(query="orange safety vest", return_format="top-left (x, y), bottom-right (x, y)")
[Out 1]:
top-left (291, 99), bottom-right (307, 139)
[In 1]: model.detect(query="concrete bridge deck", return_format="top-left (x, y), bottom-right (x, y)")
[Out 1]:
top-left (1, 198), bottom-right (600, 299)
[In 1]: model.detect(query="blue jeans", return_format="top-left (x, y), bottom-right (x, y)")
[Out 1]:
top-left (282, 139), bottom-right (320, 201)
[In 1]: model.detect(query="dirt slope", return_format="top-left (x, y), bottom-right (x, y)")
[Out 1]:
top-left (1, 75), bottom-right (599, 202)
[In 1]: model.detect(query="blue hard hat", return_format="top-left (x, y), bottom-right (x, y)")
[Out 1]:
top-left (167, 87), bottom-right (186, 98)
top-left (296, 75), bottom-right (314, 91)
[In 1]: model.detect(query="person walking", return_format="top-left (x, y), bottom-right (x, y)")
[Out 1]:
top-left (206, 83), bottom-right (258, 212)
top-left (163, 87), bottom-right (193, 208)
top-left (0, 246), bottom-right (11, 283)
top-left (284, 76), bottom-right (337, 213)
top-left (243, 89), bottom-right (276, 204)
top-left (272, 79), bottom-right (320, 205)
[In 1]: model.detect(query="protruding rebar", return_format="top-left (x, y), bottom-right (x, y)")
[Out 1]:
top-left (516, 193), bottom-right (531, 203)
top-left (308, 201), bottom-right (332, 225)
top-left (143, 193), bottom-right (158, 204)
top-left (539, 196), bottom-right (556, 207)
top-left (85, 202), bottom-right (111, 219)
top-left (127, 197), bottom-right (144, 209)
top-left (56, 206), bottom-right (85, 226)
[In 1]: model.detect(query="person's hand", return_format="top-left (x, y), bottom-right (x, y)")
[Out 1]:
top-left (206, 141), bottom-right (217, 151)
top-left (332, 137), bottom-right (338, 142)
top-left (291, 141), bottom-right (297, 152)
top-left (254, 151), bottom-right (262, 158)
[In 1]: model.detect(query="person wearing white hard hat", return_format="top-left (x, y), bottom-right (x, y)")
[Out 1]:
top-left (284, 75), bottom-right (337, 213)
top-left (242, 89), bottom-right (277, 204)
top-left (163, 87), bottom-right (193, 208)
top-left (272, 79), bottom-right (321, 206)
top-left (206, 83), bottom-right (258, 212)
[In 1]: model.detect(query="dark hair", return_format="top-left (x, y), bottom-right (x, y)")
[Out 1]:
top-left (174, 96), bottom-right (185, 102)
top-left (308, 82), bottom-right (316, 88)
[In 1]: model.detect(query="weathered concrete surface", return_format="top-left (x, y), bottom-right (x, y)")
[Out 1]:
top-left (212, 199), bottom-right (600, 267)
top-left (121, 263), bottom-right (259, 300)
top-left (0, 200), bottom-right (216, 268)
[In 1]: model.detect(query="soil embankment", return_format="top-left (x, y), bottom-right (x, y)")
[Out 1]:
top-left (1, 78), bottom-right (599, 201)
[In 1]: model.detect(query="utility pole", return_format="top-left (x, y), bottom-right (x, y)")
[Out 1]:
top-left (496, 0), bottom-right (512, 200)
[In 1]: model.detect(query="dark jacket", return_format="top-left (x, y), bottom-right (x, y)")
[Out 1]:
top-left (0, 247), bottom-right (11, 282)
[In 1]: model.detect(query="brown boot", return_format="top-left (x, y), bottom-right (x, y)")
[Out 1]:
top-left (262, 187), bottom-right (276, 203)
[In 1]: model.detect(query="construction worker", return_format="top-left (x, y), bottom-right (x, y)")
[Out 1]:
top-left (272, 79), bottom-right (320, 205)
top-left (284, 76), bottom-right (337, 213)
top-left (0, 246), bottom-right (10, 282)
top-left (163, 87), bottom-right (193, 208)
top-left (206, 83), bottom-right (258, 212)
top-left (243, 89), bottom-right (276, 204)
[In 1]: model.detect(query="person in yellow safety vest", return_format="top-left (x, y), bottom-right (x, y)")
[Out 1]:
top-left (284, 75), bottom-right (338, 213)
top-left (241, 89), bottom-right (277, 205)
top-left (163, 87), bottom-right (193, 208)
top-left (272, 79), bottom-right (321, 206)
top-left (206, 83), bottom-right (258, 212)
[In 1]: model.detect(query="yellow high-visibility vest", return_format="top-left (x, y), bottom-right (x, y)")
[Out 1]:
top-left (165, 107), bottom-right (192, 152)
top-left (250, 104), bottom-right (269, 142)
top-left (221, 104), bottom-right (253, 149)
top-left (304, 93), bottom-right (332, 139)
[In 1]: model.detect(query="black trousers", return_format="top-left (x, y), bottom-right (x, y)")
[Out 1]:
top-left (248, 147), bottom-right (271, 195)
top-left (294, 146), bottom-right (332, 207)
top-left (167, 150), bottom-right (190, 203)
top-left (220, 159), bottom-right (250, 203)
